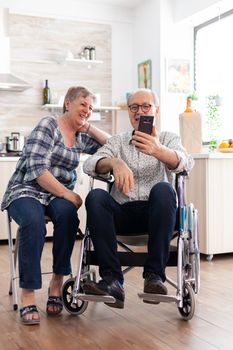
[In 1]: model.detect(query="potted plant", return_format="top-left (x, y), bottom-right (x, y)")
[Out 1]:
top-left (206, 95), bottom-right (220, 150)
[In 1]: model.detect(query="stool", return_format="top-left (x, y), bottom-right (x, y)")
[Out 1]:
top-left (6, 212), bottom-right (52, 310)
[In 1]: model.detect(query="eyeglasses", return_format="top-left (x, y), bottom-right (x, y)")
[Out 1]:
top-left (128, 103), bottom-right (152, 113)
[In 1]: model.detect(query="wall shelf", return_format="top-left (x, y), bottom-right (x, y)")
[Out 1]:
top-left (65, 58), bottom-right (103, 64)
top-left (11, 58), bottom-right (54, 64)
top-left (42, 105), bottom-right (120, 121)
top-left (42, 104), bottom-right (120, 112)
top-left (11, 58), bottom-right (103, 65)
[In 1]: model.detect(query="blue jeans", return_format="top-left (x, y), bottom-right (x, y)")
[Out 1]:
top-left (8, 197), bottom-right (79, 289)
top-left (85, 182), bottom-right (177, 284)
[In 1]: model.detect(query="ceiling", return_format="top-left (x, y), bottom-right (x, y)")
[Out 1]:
top-left (78, 0), bottom-right (144, 9)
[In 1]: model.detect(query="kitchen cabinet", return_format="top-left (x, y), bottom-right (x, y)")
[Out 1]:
top-left (0, 156), bottom-right (106, 240)
top-left (186, 152), bottom-right (233, 260)
top-left (0, 158), bottom-right (19, 240)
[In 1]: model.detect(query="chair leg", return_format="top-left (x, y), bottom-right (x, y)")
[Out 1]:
top-left (7, 213), bottom-right (19, 310)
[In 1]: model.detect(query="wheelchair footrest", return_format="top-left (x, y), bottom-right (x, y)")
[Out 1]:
top-left (77, 293), bottom-right (116, 303)
top-left (138, 293), bottom-right (177, 303)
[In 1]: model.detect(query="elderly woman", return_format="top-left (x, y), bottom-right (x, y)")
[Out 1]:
top-left (1, 86), bottom-right (110, 325)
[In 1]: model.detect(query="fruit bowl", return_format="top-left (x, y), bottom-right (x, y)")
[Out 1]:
top-left (218, 148), bottom-right (233, 153)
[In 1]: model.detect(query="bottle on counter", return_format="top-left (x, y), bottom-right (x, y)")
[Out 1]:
top-left (184, 97), bottom-right (193, 113)
top-left (43, 79), bottom-right (51, 105)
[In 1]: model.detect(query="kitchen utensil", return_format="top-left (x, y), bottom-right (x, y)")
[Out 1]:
top-left (6, 132), bottom-right (26, 152)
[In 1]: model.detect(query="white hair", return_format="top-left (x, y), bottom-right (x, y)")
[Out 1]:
top-left (127, 88), bottom-right (159, 107)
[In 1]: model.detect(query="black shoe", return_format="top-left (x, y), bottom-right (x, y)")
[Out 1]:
top-left (144, 272), bottom-right (168, 295)
top-left (83, 276), bottom-right (125, 309)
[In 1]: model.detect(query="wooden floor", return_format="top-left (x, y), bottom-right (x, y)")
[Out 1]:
top-left (0, 241), bottom-right (233, 350)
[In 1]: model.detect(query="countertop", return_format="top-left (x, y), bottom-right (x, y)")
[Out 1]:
top-left (1, 152), bottom-right (233, 162)
top-left (0, 156), bottom-right (20, 162)
top-left (191, 151), bottom-right (233, 159)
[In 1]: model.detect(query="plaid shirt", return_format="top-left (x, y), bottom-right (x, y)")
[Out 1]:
top-left (83, 131), bottom-right (194, 204)
top-left (1, 116), bottom-right (101, 210)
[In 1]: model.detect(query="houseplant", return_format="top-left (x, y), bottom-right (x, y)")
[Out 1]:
top-left (206, 95), bottom-right (220, 150)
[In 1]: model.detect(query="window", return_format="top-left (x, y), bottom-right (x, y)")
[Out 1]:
top-left (194, 9), bottom-right (233, 141)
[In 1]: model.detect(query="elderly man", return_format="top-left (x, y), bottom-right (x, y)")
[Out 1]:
top-left (82, 88), bottom-right (193, 309)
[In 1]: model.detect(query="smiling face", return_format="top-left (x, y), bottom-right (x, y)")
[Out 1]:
top-left (128, 90), bottom-right (159, 130)
top-left (65, 95), bottom-right (94, 131)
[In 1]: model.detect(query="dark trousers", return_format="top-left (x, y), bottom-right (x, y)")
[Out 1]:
top-left (8, 197), bottom-right (79, 289)
top-left (85, 182), bottom-right (177, 284)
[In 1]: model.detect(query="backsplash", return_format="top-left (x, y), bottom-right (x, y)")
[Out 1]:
top-left (0, 14), bottom-right (112, 139)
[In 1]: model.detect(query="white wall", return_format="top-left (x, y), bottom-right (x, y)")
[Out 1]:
top-left (132, 0), bottom-right (190, 132)
top-left (172, 0), bottom-right (220, 22)
top-left (133, 0), bottom-right (161, 93)
top-left (0, 0), bottom-right (231, 133)
top-left (0, 0), bottom-right (134, 105)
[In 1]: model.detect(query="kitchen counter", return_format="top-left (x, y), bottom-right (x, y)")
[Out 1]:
top-left (186, 154), bottom-right (233, 259)
top-left (191, 151), bottom-right (233, 159)
top-left (0, 157), bottom-right (20, 161)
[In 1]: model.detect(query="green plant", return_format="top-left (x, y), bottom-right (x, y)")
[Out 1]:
top-left (187, 92), bottom-right (198, 101)
top-left (206, 95), bottom-right (220, 149)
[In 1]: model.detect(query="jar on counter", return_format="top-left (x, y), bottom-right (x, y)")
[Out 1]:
top-left (89, 46), bottom-right (96, 60)
top-left (84, 46), bottom-right (91, 60)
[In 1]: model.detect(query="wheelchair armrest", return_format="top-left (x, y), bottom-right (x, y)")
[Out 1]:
top-left (176, 170), bottom-right (188, 177)
top-left (175, 171), bottom-right (188, 207)
top-left (91, 174), bottom-right (114, 184)
top-left (88, 174), bottom-right (115, 192)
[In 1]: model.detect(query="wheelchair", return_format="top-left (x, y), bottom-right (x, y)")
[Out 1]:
top-left (62, 171), bottom-right (200, 321)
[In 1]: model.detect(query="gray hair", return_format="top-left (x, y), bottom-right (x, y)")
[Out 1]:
top-left (127, 88), bottom-right (159, 107)
top-left (63, 86), bottom-right (96, 113)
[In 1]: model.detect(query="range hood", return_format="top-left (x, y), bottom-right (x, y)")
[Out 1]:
top-left (0, 8), bottom-right (31, 92)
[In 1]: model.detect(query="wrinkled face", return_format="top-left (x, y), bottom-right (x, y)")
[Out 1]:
top-left (128, 91), bottom-right (158, 130)
top-left (65, 96), bottom-right (94, 130)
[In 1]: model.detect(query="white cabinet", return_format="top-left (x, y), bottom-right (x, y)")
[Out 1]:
top-left (0, 159), bottom-right (19, 239)
top-left (186, 153), bottom-right (233, 259)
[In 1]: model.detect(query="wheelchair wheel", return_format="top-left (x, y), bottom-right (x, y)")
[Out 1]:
top-left (62, 278), bottom-right (88, 315)
top-left (178, 282), bottom-right (195, 321)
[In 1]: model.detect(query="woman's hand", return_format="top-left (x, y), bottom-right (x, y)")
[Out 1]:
top-left (63, 189), bottom-right (83, 209)
top-left (111, 159), bottom-right (134, 195)
top-left (78, 121), bottom-right (90, 133)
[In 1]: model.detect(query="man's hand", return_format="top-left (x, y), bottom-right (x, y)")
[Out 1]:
top-left (132, 126), bottom-right (161, 156)
top-left (132, 126), bottom-right (179, 169)
top-left (111, 159), bottom-right (134, 195)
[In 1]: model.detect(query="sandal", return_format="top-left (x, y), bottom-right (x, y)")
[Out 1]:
top-left (46, 296), bottom-right (63, 315)
top-left (20, 304), bottom-right (40, 325)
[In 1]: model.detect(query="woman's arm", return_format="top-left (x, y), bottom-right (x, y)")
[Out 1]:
top-left (36, 170), bottom-right (82, 208)
top-left (84, 122), bottom-right (111, 145)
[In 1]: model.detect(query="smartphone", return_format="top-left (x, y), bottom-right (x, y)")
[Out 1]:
top-left (138, 116), bottom-right (154, 135)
